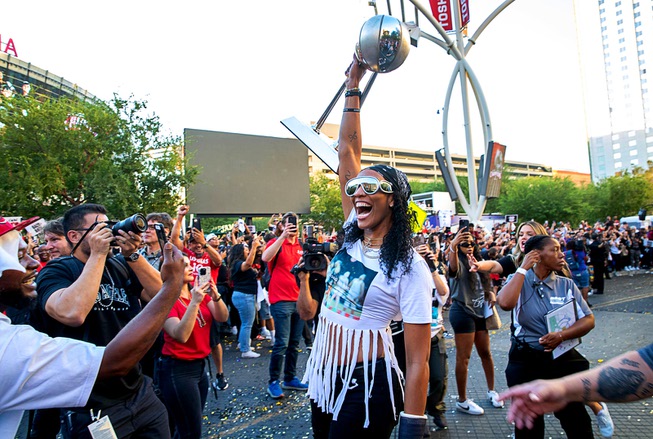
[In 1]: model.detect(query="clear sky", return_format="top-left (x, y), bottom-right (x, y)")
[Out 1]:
top-left (2, 0), bottom-right (602, 173)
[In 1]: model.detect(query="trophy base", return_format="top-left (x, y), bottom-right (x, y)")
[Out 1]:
top-left (281, 116), bottom-right (339, 174)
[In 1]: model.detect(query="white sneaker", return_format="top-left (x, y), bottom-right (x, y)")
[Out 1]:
top-left (241, 350), bottom-right (260, 359)
top-left (260, 327), bottom-right (272, 340)
top-left (487, 390), bottom-right (504, 408)
top-left (231, 326), bottom-right (238, 335)
top-left (596, 403), bottom-right (614, 438)
top-left (456, 399), bottom-right (484, 415)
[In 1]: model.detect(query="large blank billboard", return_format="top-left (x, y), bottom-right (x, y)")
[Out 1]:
top-left (184, 129), bottom-right (310, 216)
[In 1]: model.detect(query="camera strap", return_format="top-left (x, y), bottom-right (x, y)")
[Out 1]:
top-left (70, 222), bottom-right (97, 256)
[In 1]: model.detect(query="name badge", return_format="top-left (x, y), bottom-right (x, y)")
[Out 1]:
top-left (550, 296), bottom-right (565, 306)
top-left (88, 414), bottom-right (118, 439)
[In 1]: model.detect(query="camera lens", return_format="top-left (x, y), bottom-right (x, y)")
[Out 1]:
top-left (112, 213), bottom-right (147, 236)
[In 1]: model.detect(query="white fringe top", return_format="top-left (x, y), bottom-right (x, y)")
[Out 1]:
top-left (302, 240), bottom-right (433, 428)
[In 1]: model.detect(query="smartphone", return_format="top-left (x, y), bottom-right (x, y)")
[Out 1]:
top-left (287, 216), bottom-right (297, 226)
top-left (153, 223), bottom-right (167, 251)
top-left (459, 219), bottom-right (469, 230)
top-left (197, 266), bottom-right (211, 286)
top-left (192, 217), bottom-right (202, 232)
top-left (412, 234), bottom-right (425, 247)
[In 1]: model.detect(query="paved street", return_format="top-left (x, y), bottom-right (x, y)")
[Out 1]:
top-left (15, 271), bottom-right (653, 438)
top-left (201, 271), bottom-right (653, 438)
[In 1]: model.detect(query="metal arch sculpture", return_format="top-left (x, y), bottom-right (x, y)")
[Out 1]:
top-left (403, 0), bottom-right (516, 222)
top-left (281, 0), bottom-right (516, 223)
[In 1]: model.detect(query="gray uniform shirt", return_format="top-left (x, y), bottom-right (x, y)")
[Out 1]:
top-left (504, 270), bottom-right (592, 351)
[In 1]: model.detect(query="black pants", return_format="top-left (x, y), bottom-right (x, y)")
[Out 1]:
top-left (506, 344), bottom-right (593, 439)
top-left (62, 376), bottom-right (169, 439)
top-left (310, 359), bottom-right (402, 439)
top-left (426, 331), bottom-right (448, 416)
top-left (591, 262), bottom-right (606, 294)
top-left (158, 357), bottom-right (208, 439)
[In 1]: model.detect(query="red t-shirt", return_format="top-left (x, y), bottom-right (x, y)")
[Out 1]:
top-left (162, 295), bottom-right (212, 360)
top-left (183, 247), bottom-right (219, 284)
top-left (265, 238), bottom-right (303, 304)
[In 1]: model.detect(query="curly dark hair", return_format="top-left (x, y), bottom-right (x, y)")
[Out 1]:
top-left (343, 166), bottom-right (416, 279)
top-left (227, 243), bottom-right (246, 273)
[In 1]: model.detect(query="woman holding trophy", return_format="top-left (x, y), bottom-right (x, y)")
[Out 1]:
top-left (303, 47), bottom-right (433, 438)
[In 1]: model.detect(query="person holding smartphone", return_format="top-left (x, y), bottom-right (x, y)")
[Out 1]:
top-left (261, 212), bottom-right (308, 399)
top-left (171, 205), bottom-right (222, 285)
top-left (447, 226), bottom-right (502, 415)
top-left (159, 255), bottom-right (229, 438)
top-left (228, 238), bottom-right (264, 358)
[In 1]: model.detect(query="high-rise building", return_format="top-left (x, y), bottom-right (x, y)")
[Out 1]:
top-left (587, 0), bottom-right (653, 181)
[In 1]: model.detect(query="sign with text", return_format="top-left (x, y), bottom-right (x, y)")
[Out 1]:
top-left (428, 0), bottom-right (470, 32)
top-left (0, 34), bottom-right (18, 57)
top-left (429, 0), bottom-right (453, 32)
top-left (505, 214), bottom-right (518, 223)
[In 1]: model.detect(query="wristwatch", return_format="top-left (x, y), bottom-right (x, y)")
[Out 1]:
top-left (127, 252), bottom-right (140, 262)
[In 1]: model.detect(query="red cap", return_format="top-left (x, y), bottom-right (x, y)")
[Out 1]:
top-left (0, 216), bottom-right (40, 238)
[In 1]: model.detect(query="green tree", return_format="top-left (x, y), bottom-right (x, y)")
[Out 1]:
top-left (303, 174), bottom-right (343, 231)
top-left (584, 171), bottom-right (653, 221)
top-left (0, 93), bottom-right (197, 219)
top-left (497, 176), bottom-right (585, 224)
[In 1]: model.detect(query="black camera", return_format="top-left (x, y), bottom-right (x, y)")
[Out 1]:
top-left (291, 225), bottom-right (338, 273)
top-left (107, 213), bottom-right (147, 236)
top-left (106, 214), bottom-right (147, 245)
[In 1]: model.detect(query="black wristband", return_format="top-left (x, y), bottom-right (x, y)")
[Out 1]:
top-left (345, 89), bottom-right (362, 98)
top-left (343, 108), bottom-right (360, 113)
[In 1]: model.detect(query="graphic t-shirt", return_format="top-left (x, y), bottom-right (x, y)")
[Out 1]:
top-left (304, 240), bottom-right (433, 427)
top-left (183, 247), bottom-right (219, 284)
top-left (36, 255), bottom-right (144, 408)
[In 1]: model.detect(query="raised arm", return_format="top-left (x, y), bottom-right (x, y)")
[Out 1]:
top-left (496, 250), bottom-right (540, 311)
top-left (170, 205), bottom-right (188, 251)
top-left (338, 58), bottom-right (366, 219)
top-left (99, 243), bottom-right (184, 379)
top-left (114, 228), bottom-right (162, 301)
top-left (44, 223), bottom-right (113, 327)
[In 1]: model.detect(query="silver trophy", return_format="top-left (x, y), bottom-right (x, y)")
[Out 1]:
top-left (282, 15), bottom-right (413, 174)
top-left (355, 14), bottom-right (411, 73)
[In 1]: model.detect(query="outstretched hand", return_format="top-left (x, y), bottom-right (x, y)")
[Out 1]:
top-left (499, 380), bottom-right (569, 430)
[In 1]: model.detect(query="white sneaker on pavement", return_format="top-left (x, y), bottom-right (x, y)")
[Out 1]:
top-left (596, 402), bottom-right (614, 438)
top-left (487, 390), bottom-right (504, 408)
top-left (456, 399), bottom-right (484, 415)
top-left (241, 350), bottom-right (260, 359)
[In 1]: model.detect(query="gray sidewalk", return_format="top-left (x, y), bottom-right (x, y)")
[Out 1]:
top-left (201, 272), bottom-right (653, 438)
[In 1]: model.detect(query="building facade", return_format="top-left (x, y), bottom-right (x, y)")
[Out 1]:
top-left (0, 52), bottom-right (95, 101)
top-left (309, 123), bottom-right (554, 182)
top-left (588, 0), bottom-right (653, 181)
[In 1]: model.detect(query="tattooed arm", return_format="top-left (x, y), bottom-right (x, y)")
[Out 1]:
top-left (499, 344), bottom-right (653, 430)
top-left (338, 56), bottom-right (366, 219)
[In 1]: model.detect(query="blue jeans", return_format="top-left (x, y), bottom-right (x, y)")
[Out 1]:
top-left (269, 301), bottom-right (304, 383)
top-left (232, 291), bottom-right (257, 352)
top-left (158, 357), bottom-right (208, 439)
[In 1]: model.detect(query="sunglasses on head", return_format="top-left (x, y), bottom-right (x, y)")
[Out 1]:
top-left (344, 176), bottom-right (393, 197)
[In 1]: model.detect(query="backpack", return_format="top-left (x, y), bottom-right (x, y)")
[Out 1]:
top-left (260, 258), bottom-right (275, 290)
top-left (564, 250), bottom-right (579, 271)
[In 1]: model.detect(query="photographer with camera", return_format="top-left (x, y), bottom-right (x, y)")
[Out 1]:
top-left (35, 203), bottom-right (168, 438)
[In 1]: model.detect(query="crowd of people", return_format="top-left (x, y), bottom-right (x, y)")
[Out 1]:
top-left (2, 61), bottom-right (653, 439)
